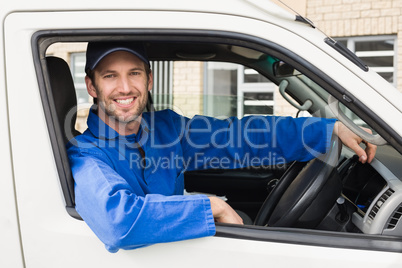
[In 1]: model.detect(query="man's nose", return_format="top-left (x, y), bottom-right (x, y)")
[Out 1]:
top-left (117, 76), bottom-right (131, 93)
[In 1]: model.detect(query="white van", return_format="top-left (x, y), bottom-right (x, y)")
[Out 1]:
top-left (1, 0), bottom-right (402, 267)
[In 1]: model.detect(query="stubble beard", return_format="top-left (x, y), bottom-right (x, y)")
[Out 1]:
top-left (103, 93), bottom-right (148, 124)
top-left (93, 78), bottom-right (149, 125)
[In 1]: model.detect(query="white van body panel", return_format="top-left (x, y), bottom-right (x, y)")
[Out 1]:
top-left (1, 1), bottom-right (402, 267)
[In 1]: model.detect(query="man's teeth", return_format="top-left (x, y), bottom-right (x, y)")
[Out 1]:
top-left (116, 98), bottom-right (134, 105)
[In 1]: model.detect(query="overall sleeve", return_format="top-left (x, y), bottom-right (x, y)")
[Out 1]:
top-left (67, 146), bottom-right (216, 253)
top-left (174, 113), bottom-right (337, 170)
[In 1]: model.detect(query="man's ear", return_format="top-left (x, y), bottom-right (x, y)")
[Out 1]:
top-left (147, 71), bottom-right (153, 92)
top-left (85, 75), bottom-right (98, 98)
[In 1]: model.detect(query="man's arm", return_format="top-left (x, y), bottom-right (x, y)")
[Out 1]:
top-left (68, 149), bottom-right (216, 252)
top-left (208, 121), bottom-right (378, 225)
top-left (178, 114), bottom-right (338, 171)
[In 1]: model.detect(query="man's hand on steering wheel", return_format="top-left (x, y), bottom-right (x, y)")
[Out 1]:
top-left (333, 121), bottom-right (377, 164)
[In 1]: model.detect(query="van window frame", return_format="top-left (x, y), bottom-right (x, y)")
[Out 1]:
top-left (31, 29), bottom-right (402, 253)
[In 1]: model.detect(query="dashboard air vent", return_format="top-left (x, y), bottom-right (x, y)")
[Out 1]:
top-left (386, 203), bottom-right (402, 230)
top-left (368, 188), bottom-right (395, 221)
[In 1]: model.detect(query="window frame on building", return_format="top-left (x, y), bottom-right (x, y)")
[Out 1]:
top-left (336, 35), bottom-right (397, 87)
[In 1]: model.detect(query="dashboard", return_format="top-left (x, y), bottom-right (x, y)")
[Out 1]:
top-left (341, 145), bottom-right (402, 236)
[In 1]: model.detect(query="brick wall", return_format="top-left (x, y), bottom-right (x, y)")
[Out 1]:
top-left (172, 62), bottom-right (204, 117)
top-left (274, 88), bottom-right (299, 117)
top-left (306, 0), bottom-right (402, 91)
top-left (47, 43), bottom-right (87, 65)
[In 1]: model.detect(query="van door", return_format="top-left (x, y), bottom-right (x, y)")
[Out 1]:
top-left (4, 9), bottom-right (402, 267)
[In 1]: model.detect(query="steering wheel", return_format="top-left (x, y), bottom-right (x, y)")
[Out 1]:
top-left (254, 134), bottom-right (343, 228)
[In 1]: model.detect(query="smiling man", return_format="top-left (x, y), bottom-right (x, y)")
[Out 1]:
top-left (85, 42), bottom-right (152, 135)
top-left (66, 41), bottom-right (376, 253)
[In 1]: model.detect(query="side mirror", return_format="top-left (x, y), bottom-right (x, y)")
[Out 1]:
top-left (273, 61), bottom-right (301, 77)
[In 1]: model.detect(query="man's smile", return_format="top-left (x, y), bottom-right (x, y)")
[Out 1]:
top-left (115, 97), bottom-right (135, 106)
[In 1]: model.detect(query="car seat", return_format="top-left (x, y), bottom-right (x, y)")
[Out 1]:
top-left (46, 56), bottom-right (82, 220)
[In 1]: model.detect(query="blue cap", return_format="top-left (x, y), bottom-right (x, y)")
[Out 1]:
top-left (85, 41), bottom-right (150, 74)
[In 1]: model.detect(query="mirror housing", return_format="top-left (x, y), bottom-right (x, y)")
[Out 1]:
top-left (273, 61), bottom-right (301, 77)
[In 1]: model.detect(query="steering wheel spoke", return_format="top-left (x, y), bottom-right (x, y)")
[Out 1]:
top-left (254, 134), bottom-right (343, 228)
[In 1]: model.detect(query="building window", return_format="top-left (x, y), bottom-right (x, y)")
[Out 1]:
top-left (150, 61), bottom-right (173, 110)
top-left (337, 36), bottom-right (397, 86)
top-left (70, 52), bottom-right (88, 104)
top-left (204, 62), bottom-right (275, 119)
top-left (237, 66), bottom-right (275, 118)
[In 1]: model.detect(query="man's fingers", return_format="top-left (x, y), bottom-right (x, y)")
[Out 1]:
top-left (365, 142), bottom-right (377, 163)
top-left (348, 142), bottom-right (368, 163)
top-left (209, 196), bottom-right (244, 225)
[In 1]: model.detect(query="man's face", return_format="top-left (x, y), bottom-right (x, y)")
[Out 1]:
top-left (86, 51), bottom-right (152, 126)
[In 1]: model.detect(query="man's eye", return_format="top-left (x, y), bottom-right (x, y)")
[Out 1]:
top-left (131, 71), bottom-right (141, 76)
top-left (104, 74), bottom-right (114, 78)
